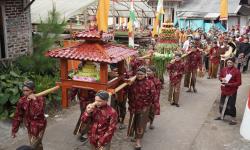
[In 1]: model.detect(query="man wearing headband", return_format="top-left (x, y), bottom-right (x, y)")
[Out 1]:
top-left (184, 41), bottom-right (202, 93)
top-left (146, 66), bottom-right (161, 129)
top-left (12, 80), bottom-right (46, 150)
top-left (167, 53), bottom-right (185, 107)
top-left (71, 89), bottom-right (96, 143)
top-left (215, 58), bottom-right (241, 125)
top-left (129, 55), bottom-right (145, 76)
top-left (127, 67), bottom-right (157, 150)
top-left (109, 63), bottom-right (127, 130)
top-left (81, 90), bottom-right (118, 150)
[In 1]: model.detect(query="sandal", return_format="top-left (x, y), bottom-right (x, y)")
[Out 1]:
top-left (149, 125), bottom-right (155, 130)
top-left (119, 124), bottom-right (126, 130)
top-left (229, 120), bottom-right (237, 125)
top-left (214, 117), bottom-right (222, 120)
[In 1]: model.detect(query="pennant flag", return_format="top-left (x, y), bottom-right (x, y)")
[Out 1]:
top-left (220, 0), bottom-right (228, 20)
top-left (96, 0), bottom-right (110, 32)
top-left (153, 0), bottom-right (164, 37)
top-left (127, 21), bottom-right (132, 33)
top-left (128, 0), bottom-right (135, 48)
top-left (240, 91), bottom-right (250, 140)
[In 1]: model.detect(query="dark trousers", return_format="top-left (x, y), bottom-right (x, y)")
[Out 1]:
top-left (127, 108), bottom-right (149, 139)
top-left (219, 93), bottom-right (237, 117)
top-left (204, 55), bottom-right (209, 71)
top-left (184, 69), bottom-right (197, 89)
top-left (168, 82), bottom-right (181, 104)
top-left (111, 95), bottom-right (127, 123)
top-left (243, 56), bottom-right (250, 72)
top-left (29, 130), bottom-right (45, 150)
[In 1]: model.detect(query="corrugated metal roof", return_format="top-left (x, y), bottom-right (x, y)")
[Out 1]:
top-left (177, 0), bottom-right (241, 15)
top-left (238, 5), bottom-right (250, 15)
top-left (204, 13), bottom-right (220, 20)
top-left (31, 0), bottom-right (154, 24)
top-left (31, 0), bottom-right (96, 24)
top-left (177, 12), bottom-right (205, 19)
top-left (87, 1), bottom-right (155, 18)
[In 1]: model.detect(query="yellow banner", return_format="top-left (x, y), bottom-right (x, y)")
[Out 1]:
top-left (220, 0), bottom-right (228, 20)
top-left (152, 14), bottom-right (159, 37)
top-left (96, 0), bottom-right (110, 32)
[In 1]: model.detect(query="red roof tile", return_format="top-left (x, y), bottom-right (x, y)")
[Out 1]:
top-left (75, 31), bottom-right (113, 41)
top-left (45, 43), bottom-right (138, 63)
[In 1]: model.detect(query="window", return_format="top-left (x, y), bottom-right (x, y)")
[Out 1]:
top-left (149, 18), bottom-right (152, 25)
top-left (116, 17), bottom-right (119, 24)
top-left (0, 4), bottom-right (6, 58)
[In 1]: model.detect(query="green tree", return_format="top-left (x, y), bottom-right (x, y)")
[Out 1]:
top-left (34, 4), bottom-right (66, 53)
top-left (16, 4), bottom-right (66, 75)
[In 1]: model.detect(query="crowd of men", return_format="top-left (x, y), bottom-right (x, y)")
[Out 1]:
top-left (10, 25), bottom-right (249, 150)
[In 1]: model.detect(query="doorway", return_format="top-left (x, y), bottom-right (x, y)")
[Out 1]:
top-left (0, 4), bottom-right (6, 58)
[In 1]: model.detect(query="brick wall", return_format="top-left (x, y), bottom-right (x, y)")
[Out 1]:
top-left (4, 0), bottom-right (32, 58)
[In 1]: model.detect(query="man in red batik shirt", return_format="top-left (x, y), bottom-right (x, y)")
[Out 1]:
top-left (71, 89), bottom-right (96, 142)
top-left (12, 81), bottom-right (46, 150)
top-left (208, 41), bottom-right (220, 79)
top-left (167, 53), bottom-right (185, 107)
top-left (81, 90), bottom-right (118, 150)
top-left (146, 66), bottom-right (161, 129)
top-left (184, 42), bottom-right (202, 93)
top-left (215, 57), bottom-right (241, 125)
top-left (127, 67), bottom-right (157, 150)
top-left (129, 55), bottom-right (145, 76)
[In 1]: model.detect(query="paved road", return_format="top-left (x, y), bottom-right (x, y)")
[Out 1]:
top-left (1, 73), bottom-right (249, 150)
top-left (191, 73), bottom-right (250, 150)
top-left (141, 76), bottom-right (220, 150)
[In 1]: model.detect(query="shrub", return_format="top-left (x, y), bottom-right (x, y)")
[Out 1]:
top-left (0, 69), bottom-right (30, 119)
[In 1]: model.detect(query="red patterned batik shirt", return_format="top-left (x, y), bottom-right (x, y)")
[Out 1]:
top-left (81, 105), bottom-right (118, 148)
top-left (167, 60), bottom-right (185, 86)
top-left (12, 96), bottom-right (47, 137)
top-left (185, 50), bottom-right (202, 71)
top-left (128, 78), bottom-right (157, 113)
top-left (147, 76), bottom-right (162, 115)
top-left (209, 46), bottom-right (220, 64)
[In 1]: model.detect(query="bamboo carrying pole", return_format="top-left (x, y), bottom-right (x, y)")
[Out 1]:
top-left (76, 76), bottom-right (137, 135)
top-left (139, 54), bottom-right (152, 59)
top-left (112, 75), bottom-right (136, 93)
top-left (34, 85), bottom-right (60, 97)
top-left (34, 75), bottom-right (136, 98)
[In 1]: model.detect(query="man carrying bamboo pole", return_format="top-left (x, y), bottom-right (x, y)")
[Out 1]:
top-left (81, 90), bottom-right (118, 150)
top-left (12, 81), bottom-right (46, 150)
top-left (109, 64), bottom-right (127, 130)
top-left (71, 89), bottom-right (96, 143)
top-left (146, 66), bottom-right (161, 129)
top-left (129, 55), bottom-right (145, 76)
top-left (127, 67), bottom-right (157, 150)
top-left (184, 42), bottom-right (202, 93)
top-left (167, 53), bottom-right (185, 107)
top-left (215, 57), bottom-right (241, 125)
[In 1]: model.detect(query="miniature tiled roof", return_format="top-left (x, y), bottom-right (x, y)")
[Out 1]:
top-left (75, 31), bottom-right (113, 41)
top-left (45, 43), bottom-right (138, 63)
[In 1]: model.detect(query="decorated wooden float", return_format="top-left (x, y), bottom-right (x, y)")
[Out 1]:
top-left (44, 29), bottom-right (137, 108)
